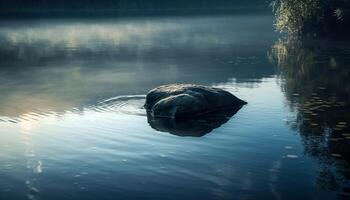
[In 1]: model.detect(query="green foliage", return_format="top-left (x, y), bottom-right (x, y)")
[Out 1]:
top-left (271, 0), bottom-right (350, 37)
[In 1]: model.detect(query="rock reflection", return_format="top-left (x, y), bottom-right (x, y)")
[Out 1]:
top-left (147, 106), bottom-right (243, 137)
top-left (270, 38), bottom-right (350, 192)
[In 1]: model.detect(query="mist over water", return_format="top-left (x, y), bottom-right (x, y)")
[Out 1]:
top-left (0, 14), bottom-right (349, 200)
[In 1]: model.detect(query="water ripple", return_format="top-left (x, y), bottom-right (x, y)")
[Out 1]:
top-left (91, 95), bottom-right (147, 116)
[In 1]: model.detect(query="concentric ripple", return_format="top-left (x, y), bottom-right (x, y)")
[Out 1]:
top-left (91, 95), bottom-right (147, 116)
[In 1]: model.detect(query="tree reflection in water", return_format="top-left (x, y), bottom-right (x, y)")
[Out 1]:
top-left (270, 38), bottom-right (350, 194)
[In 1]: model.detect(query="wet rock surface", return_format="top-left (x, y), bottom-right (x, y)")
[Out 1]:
top-left (144, 84), bottom-right (247, 119)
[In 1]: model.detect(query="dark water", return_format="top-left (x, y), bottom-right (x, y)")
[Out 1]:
top-left (0, 15), bottom-right (349, 200)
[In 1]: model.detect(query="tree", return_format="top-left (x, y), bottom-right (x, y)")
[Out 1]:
top-left (271, 0), bottom-right (350, 37)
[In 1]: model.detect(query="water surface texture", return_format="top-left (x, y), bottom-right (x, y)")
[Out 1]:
top-left (0, 15), bottom-right (350, 200)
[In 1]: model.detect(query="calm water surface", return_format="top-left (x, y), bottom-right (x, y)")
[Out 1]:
top-left (0, 15), bottom-right (350, 200)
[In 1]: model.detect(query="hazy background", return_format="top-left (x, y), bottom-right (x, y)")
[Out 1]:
top-left (0, 0), bottom-right (269, 17)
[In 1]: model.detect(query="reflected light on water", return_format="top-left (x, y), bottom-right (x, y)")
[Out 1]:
top-left (19, 120), bottom-right (38, 133)
top-left (1, 14), bottom-right (349, 199)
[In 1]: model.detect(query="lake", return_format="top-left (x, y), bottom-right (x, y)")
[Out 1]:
top-left (0, 14), bottom-right (349, 200)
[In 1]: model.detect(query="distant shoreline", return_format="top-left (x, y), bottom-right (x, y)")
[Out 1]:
top-left (0, 6), bottom-right (270, 18)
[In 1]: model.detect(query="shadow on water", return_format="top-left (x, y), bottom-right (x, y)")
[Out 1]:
top-left (270, 38), bottom-right (350, 195)
top-left (147, 106), bottom-right (244, 137)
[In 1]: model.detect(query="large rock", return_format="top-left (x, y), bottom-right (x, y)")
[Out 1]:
top-left (144, 84), bottom-right (247, 119)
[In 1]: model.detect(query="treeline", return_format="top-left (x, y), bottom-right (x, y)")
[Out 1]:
top-left (0, 0), bottom-right (267, 10)
top-left (272, 0), bottom-right (350, 38)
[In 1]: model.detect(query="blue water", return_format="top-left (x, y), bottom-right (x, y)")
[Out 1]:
top-left (0, 14), bottom-right (349, 200)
